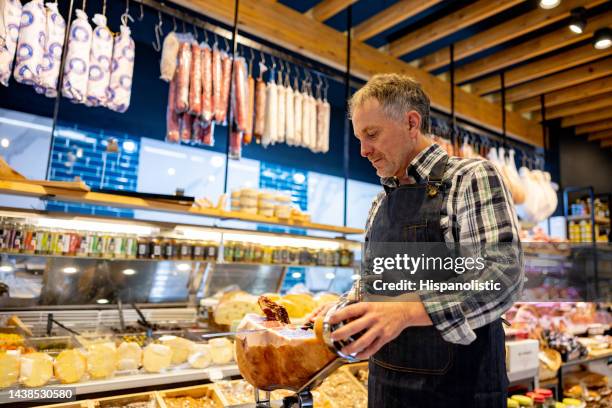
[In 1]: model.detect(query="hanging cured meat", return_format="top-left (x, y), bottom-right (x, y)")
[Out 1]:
top-left (211, 44), bottom-right (221, 122)
top-left (0, 0), bottom-right (22, 87)
top-left (262, 79), bottom-right (277, 147)
top-left (200, 43), bottom-right (213, 122)
top-left (201, 118), bottom-right (214, 146)
top-left (61, 9), bottom-right (92, 103)
top-left (253, 76), bottom-right (266, 142)
top-left (232, 57), bottom-right (248, 132)
top-left (284, 84), bottom-right (294, 146)
top-left (276, 76), bottom-right (285, 144)
top-left (13, 0), bottom-right (45, 85)
top-left (180, 112), bottom-right (193, 142)
top-left (35, 1), bottom-right (64, 96)
top-left (243, 72), bottom-right (255, 144)
top-left (293, 88), bottom-right (303, 147)
top-left (85, 13), bottom-right (113, 106)
top-left (166, 75), bottom-right (180, 143)
top-left (308, 94), bottom-right (317, 152)
top-left (188, 42), bottom-right (202, 116)
top-left (159, 31), bottom-right (178, 82)
top-left (175, 41), bottom-right (191, 113)
top-left (215, 50), bottom-right (231, 124)
top-left (301, 90), bottom-right (310, 149)
top-left (107, 23), bottom-right (135, 113)
top-left (229, 129), bottom-right (242, 159)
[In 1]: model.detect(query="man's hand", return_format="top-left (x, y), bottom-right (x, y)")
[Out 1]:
top-left (329, 301), bottom-right (432, 359)
top-left (306, 302), bottom-right (335, 322)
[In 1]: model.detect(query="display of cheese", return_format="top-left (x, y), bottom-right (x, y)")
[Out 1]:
top-left (142, 343), bottom-right (172, 373)
top-left (187, 343), bottom-right (212, 369)
top-left (86, 342), bottom-right (118, 379)
top-left (0, 350), bottom-right (20, 388)
top-left (209, 337), bottom-right (234, 365)
top-left (235, 313), bottom-right (336, 390)
top-left (117, 341), bottom-right (143, 371)
top-left (283, 293), bottom-right (317, 316)
top-left (159, 335), bottom-right (194, 365)
top-left (214, 292), bottom-right (260, 326)
top-left (54, 349), bottom-right (86, 384)
top-left (276, 298), bottom-right (305, 319)
top-left (19, 352), bottom-right (53, 387)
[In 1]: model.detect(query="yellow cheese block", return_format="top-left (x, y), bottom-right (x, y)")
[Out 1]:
top-left (159, 336), bottom-right (194, 365)
top-left (142, 344), bottom-right (172, 373)
top-left (54, 349), bottom-right (86, 384)
top-left (20, 352), bottom-right (53, 387)
top-left (276, 298), bottom-right (306, 318)
top-left (117, 341), bottom-right (143, 371)
top-left (214, 293), bottom-right (260, 325)
top-left (283, 294), bottom-right (317, 314)
top-left (0, 350), bottom-right (20, 388)
top-left (87, 343), bottom-right (118, 379)
top-left (188, 344), bottom-right (212, 369)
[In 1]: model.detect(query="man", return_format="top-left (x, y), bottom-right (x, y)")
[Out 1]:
top-left (309, 74), bottom-right (522, 407)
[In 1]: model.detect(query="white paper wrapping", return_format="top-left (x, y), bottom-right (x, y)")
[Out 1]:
top-left (107, 23), bottom-right (134, 113)
top-left (276, 83), bottom-right (285, 143)
top-left (85, 13), bottom-right (112, 106)
top-left (293, 90), bottom-right (303, 147)
top-left (0, 0), bottom-right (22, 86)
top-left (61, 9), bottom-right (91, 103)
top-left (13, 0), bottom-right (44, 85)
top-left (262, 81), bottom-right (277, 147)
top-left (35, 1), bottom-right (64, 96)
top-left (284, 86), bottom-right (294, 146)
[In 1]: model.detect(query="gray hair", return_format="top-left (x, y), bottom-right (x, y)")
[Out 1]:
top-left (349, 73), bottom-right (431, 134)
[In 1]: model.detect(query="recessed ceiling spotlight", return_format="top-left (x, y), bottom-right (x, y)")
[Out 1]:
top-left (96, 298), bottom-right (109, 304)
top-left (593, 28), bottom-right (612, 50)
top-left (62, 266), bottom-right (78, 274)
top-left (122, 268), bottom-right (136, 275)
top-left (568, 7), bottom-right (586, 34)
top-left (539, 0), bottom-right (560, 9)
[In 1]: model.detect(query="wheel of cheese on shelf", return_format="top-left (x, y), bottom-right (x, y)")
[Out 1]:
top-left (20, 352), bottom-right (53, 387)
top-left (187, 343), bottom-right (212, 369)
top-left (0, 350), bottom-right (20, 388)
top-left (159, 335), bottom-right (194, 365)
top-left (209, 337), bottom-right (234, 365)
top-left (117, 341), bottom-right (143, 371)
top-left (86, 343), bottom-right (118, 379)
top-left (283, 293), bottom-right (317, 315)
top-left (54, 349), bottom-right (86, 384)
top-left (214, 292), bottom-right (260, 326)
top-left (142, 344), bottom-right (172, 373)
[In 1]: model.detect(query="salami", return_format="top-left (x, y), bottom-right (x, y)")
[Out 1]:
top-left (253, 77), bottom-right (266, 142)
top-left (166, 75), bottom-right (180, 143)
top-left (188, 42), bottom-right (202, 116)
top-left (180, 112), bottom-right (194, 142)
top-left (293, 90), bottom-right (303, 147)
top-left (276, 79), bottom-right (285, 143)
top-left (229, 129), bottom-right (242, 160)
top-left (0, 0), bottom-right (22, 87)
top-left (216, 51), bottom-right (231, 124)
top-left (85, 13), bottom-right (113, 107)
top-left (301, 91), bottom-right (310, 149)
top-left (61, 9), bottom-right (91, 103)
top-left (244, 74), bottom-right (255, 144)
top-left (201, 119), bottom-right (214, 146)
top-left (36, 2), bottom-right (65, 97)
top-left (159, 32), bottom-right (179, 82)
top-left (106, 23), bottom-right (135, 113)
top-left (201, 43), bottom-right (213, 122)
top-left (175, 41), bottom-right (191, 113)
top-left (232, 57), bottom-right (248, 132)
top-left (13, 0), bottom-right (45, 85)
top-left (284, 85), bottom-right (294, 146)
top-left (308, 94), bottom-right (317, 152)
top-left (211, 44), bottom-right (221, 122)
top-left (262, 80), bottom-right (277, 147)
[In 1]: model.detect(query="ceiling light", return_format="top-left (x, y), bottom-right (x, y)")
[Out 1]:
top-left (593, 28), bottom-right (612, 50)
top-left (539, 0), bottom-right (560, 9)
top-left (122, 268), bottom-right (136, 276)
top-left (62, 267), bottom-right (78, 274)
top-left (96, 298), bottom-right (109, 304)
top-left (0, 138), bottom-right (9, 148)
top-left (568, 7), bottom-right (586, 34)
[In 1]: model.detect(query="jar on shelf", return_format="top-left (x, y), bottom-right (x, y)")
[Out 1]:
top-left (244, 243), bottom-right (255, 263)
top-left (252, 244), bottom-right (263, 263)
top-left (137, 236), bottom-right (150, 258)
top-left (234, 241), bottom-right (245, 262)
top-left (21, 225), bottom-right (36, 254)
top-left (533, 389), bottom-right (554, 408)
top-left (179, 240), bottom-right (193, 260)
top-left (125, 235), bottom-right (137, 259)
top-left (149, 237), bottom-right (162, 259)
top-left (206, 241), bottom-right (219, 262)
top-left (340, 248), bottom-right (351, 267)
top-left (223, 241), bottom-right (235, 262)
top-left (288, 247), bottom-right (299, 265)
top-left (262, 246), bottom-right (273, 264)
top-left (192, 241), bottom-right (205, 260)
top-left (162, 237), bottom-right (176, 260)
top-left (77, 232), bottom-right (90, 257)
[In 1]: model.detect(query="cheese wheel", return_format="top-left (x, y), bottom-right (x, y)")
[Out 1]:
top-left (20, 352), bottom-right (53, 387)
top-left (0, 350), bottom-right (20, 388)
top-left (214, 293), bottom-right (260, 325)
top-left (187, 344), bottom-right (212, 369)
top-left (54, 349), bottom-right (86, 384)
top-left (142, 344), bottom-right (172, 373)
top-left (159, 336), bottom-right (194, 365)
top-left (283, 294), bottom-right (317, 314)
top-left (117, 341), bottom-right (143, 371)
top-left (209, 337), bottom-right (234, 365)
top-left (87, 343), bottom-right (118, 379)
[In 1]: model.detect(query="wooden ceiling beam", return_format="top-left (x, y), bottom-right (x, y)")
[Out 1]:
top-left (353, 0), bottom-right (442, 42)
top-left (562, 107), bottom-right (612, 127)
top-left (420, 0), bottom-right (607, 72)
top-left (576, 119), bottom-right (612, 134)
top-left (501, 59), bottom-right (612, 103)
top-left (471, 44), bottom-right (612, 96)
top-left (456, 11), bottom-right (612, 84)
top-left (532, 92), bottom-right (612, 121)
top-left (169, 0), bottom-right (542, 146)
top-left (387, 0), bottom-right (524, 58)
top-left (513, 76), bottom-right (612, 113)
top-left (587, 130), bottom-right (612, 141)
top-left (308, 0), bottom-right (357, 22)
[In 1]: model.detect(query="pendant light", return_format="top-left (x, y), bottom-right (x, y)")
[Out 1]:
top-left (568, 7), bottom-right (586, 34)
top-left (539, 0), bottom-right (561, 9)
top-left (593, 28), bottom-right (612, 50)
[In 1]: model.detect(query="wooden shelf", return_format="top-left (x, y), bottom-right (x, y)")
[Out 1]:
top-left (567, 215), bottom-right (611, 225)
top-left (0, 180), bottom-right (364, 236)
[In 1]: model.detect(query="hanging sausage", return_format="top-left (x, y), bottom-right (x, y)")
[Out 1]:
top-left (276, 70), bottom-right (285, 144)
top-left (166, 74), bottom-right (180, 143)
top-left (262, 70), bottom-right (277, 148)
top-left (13, 0), bottom-right (45, 85)
top-left (216, 49), bottom-right (231, 124)
top-left (61, 8), bottom-right (92, 103)
top-left (301, 84), bottom-right (310, 150)
top-left (0, 0), bottom-right (22, 87)
top-left (243, 64), bottom-right (255, 144)
top-left (35, 1), bottom-right (65, 97)
top-left (293, 81), bottom-right (303, 148)
top-left (159, 31), bottom-right (178, 82)
top-left (175, 40), bottom-right (191, 113)
top-left (211, 43), bottom-right (222, 123)
top-left (252, 62), bottom-right (266, 143)
top-left (85, 13), bottom-right (113, 107)
top-left (180, 111), bottom-right (193, 142)
top-left (284, 76), bottom-right (294, 146)
top-left (232, 56), bottom-right (248, 132)
top-left (188, 42), bottom-right (202, 116)
top-left (200, 43), bottom-right (213, 122)
top-left (107, 22), bottom-right (135, 113)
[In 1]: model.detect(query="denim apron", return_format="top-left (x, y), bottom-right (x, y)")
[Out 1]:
top-left (364, 156), bottom-right (508, 408)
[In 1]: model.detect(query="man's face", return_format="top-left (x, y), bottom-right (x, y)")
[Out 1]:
top-left (352, 98), bottom-right (416, 178)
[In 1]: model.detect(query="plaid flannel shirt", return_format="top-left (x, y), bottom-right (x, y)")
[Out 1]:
top-left (365, 143), bottom-right (523, 345)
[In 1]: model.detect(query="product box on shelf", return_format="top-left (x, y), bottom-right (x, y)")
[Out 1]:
top-left (38, 401), bottom-right (93, 408)
top-left (155, 384), bottom-right (224, 408)
top-left (90, 391), bottom-right (159, 408)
